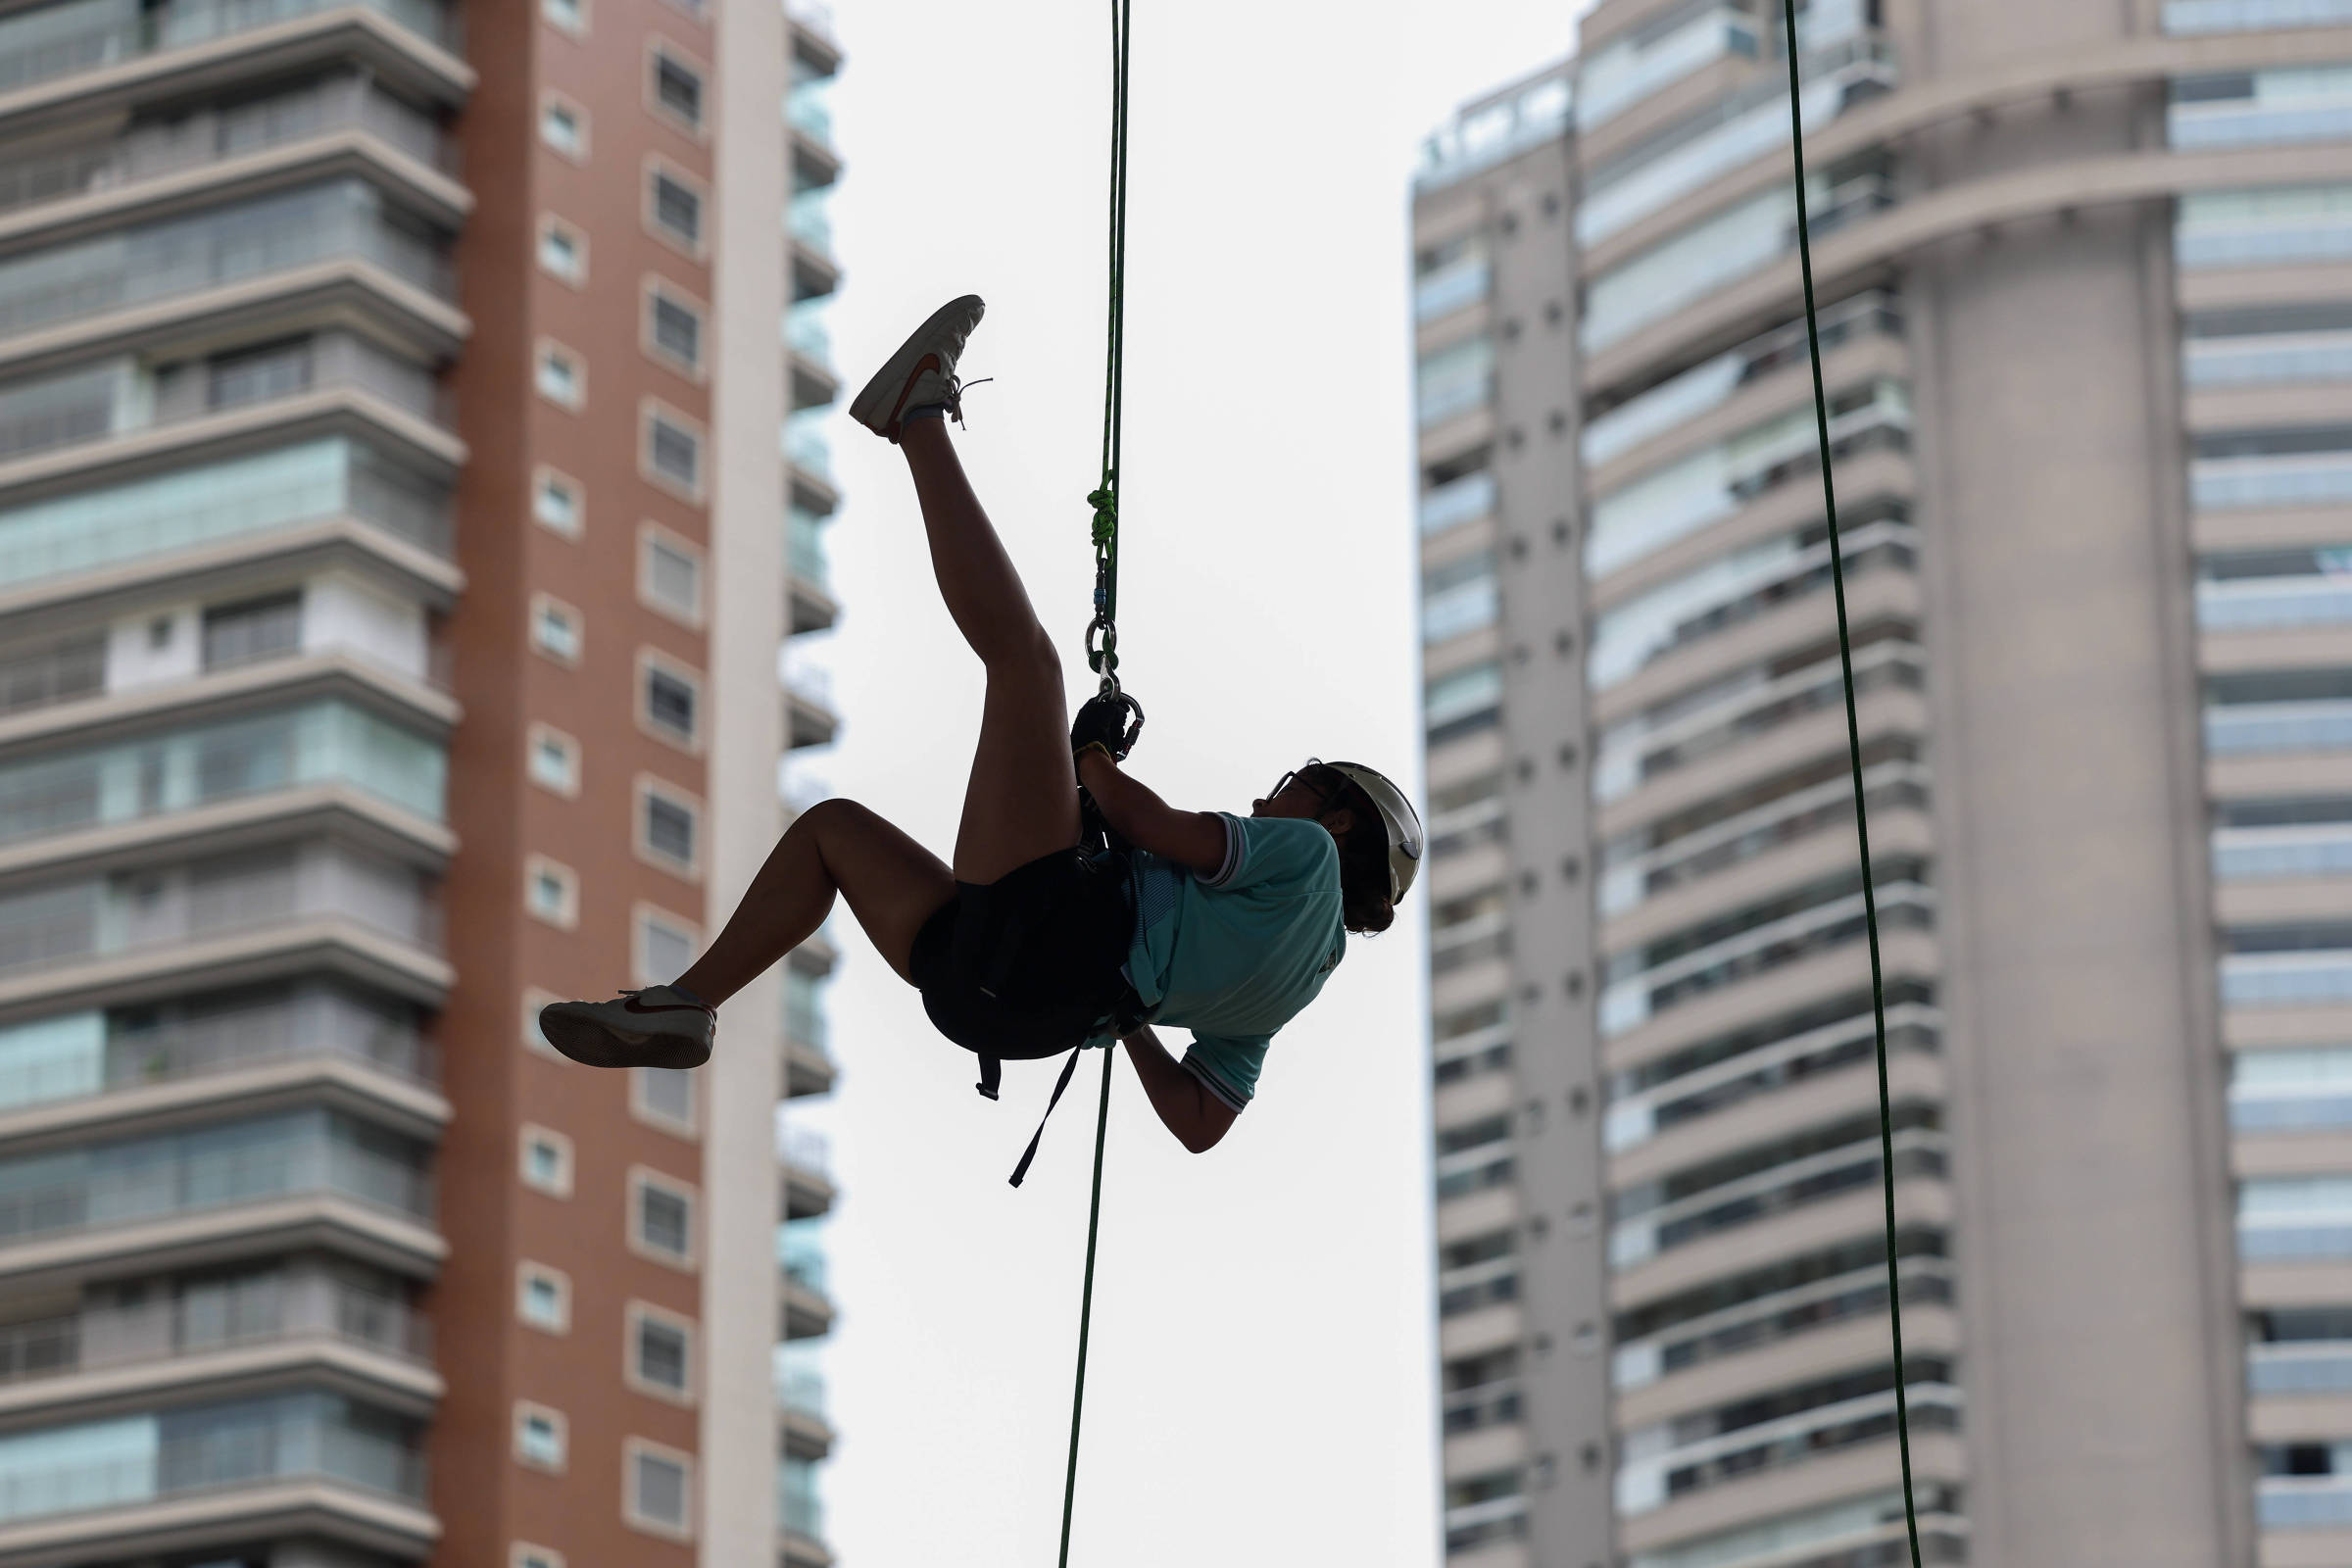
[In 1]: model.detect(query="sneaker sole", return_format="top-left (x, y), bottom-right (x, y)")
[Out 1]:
top-left (848, 293), bottom-right (986, 437)
top-left (540, 1007), bottom-right (713, 1071)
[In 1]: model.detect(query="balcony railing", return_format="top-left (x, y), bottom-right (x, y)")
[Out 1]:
top-left (2206, 698), bottom-right (2352, 758)
top-left (1417, 70), bottom-right (1571, 191)
top-left (0, 0), bottom-right (458, 102)
top-left (1609, 1126), bottom-right (1945, 1269)
top-left (0, 1281), bottom-right (429, 1391)
top-left (2177, 186), bottom-right (2352, 272)
top-left (2171, 70), bottom-right (2352, 151)
top-left (1617, 1381), bottom-right (1963, 1516)
top-left (0, 1118), bottom-right (434, 1250)
top-left (0, 74), bottom-right (453, 223)
top-left (2193, 452), bottom-right (2352, 512)
top-left (1576, 5), bottom-right (1758, 132)
top-left (0, 992), bottom-right (434, 1117)
top-left (1418, 470), bottom-right (1496, 537)
top-left (2166, 0), bottom-right (2352, 33)
top-left (0, 436), bottom-right (451, 593)
top-left (0, 1414), bottom-right (425, 1531)
top-left (1441, 1378), bottom-right (1522, 1435)
top-left (2186, 329), bottom-right (2352, 389)
top-left (778, 1123), bottom-right (831, 1180)
top-left (1579, 36), bottom-right (1896, 249)
top-left (2249, 1341), bottom-right (2352, 1395)
top-left (1437, 1255), bottom-right (1518, 1317)
top-left (1613, 1257), bottom-right (1955, 1391)
top-left (2260, 1476), bottom-right (2352, 1529)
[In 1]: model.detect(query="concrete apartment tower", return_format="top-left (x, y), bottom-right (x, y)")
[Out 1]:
top-left (1414, 1), bottom-right (2352, 1564)
top-left (0, 0), bottom-right (849, 1561)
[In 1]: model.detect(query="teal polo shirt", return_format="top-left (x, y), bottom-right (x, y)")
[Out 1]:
top-left (1100, 812), bottom-right (1348, 1110)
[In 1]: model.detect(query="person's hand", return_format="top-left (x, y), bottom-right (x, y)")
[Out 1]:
top-left (1070, 692), bottom-right (1141, 760)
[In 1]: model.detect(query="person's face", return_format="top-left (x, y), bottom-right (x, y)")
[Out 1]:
top-left (1252, 762), bottom-right (1354, 836)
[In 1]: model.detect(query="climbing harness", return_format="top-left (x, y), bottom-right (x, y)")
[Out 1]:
top-left (1780, 2), bottom-right (1924, 1563)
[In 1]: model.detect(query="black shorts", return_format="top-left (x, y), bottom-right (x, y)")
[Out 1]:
top-left (910, 847), bottom-right (1135, 1062)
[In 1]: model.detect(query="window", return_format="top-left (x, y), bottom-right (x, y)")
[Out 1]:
top-left (630, 1168), bottom-right (696, 1265)
top-left (634, 1066), bottom-right (696, 1132)
top-left (637, 777), bottom-right (700, 873)
top-left (528, 724), bottom-right (581, 797)
top-left (208, 338), bottom-right (312, 409)
top-left (533, 467), bottom-right (582, 537)
top-left (540, 0), bottom-right (583, 31)
top-left (525, 855), bottom-right (579, 928)
top-left (540, 94), bottom-right (588, 159)
top-left (640, 654), bottom-right (701, 747)
top-left (519, 1124), bottom-right (574, 1196)
top-left (645, 283), bottom-right (704, 376)
top-left (536, 340), bottom-right (585, 410)
top-left (635, 906), bottom-right (697, 987)
top-left (522, 987), bottom-right (564, 1056)
top-left (627, 1302), bottom-right (694, 1397)
top-left (648, 163), bottom-right (705, 252)
top-left (531, 595), bottom-right (583, 663)
top-left (642, 403), bottom-right (704, 497)
top-left (538, 216), bottom-right (587, 284)
top-left (516, 1261), bottom-right (570, 1332)
top-left (514, 1545), bottom-right (566, 1568)
top-left (650, 44), bottom-right (706, 131)
top-left (638, 524), bottom-right (703, 622)
top-left (514, 1402), bottom-right (567, 1472)
top-left (201, 593), bottom-right (303, 669)
top-left (625, 1440), bottom-right (694, 1538)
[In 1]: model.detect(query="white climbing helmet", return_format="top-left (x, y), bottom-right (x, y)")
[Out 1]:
top-left (1325, 761), bottom-right (1424, 903)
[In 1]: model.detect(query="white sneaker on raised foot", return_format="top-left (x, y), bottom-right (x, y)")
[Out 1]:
top-left (538, 985), bottom-right (715, 1070)
top-left (849, 294), bottom-right (986, 442)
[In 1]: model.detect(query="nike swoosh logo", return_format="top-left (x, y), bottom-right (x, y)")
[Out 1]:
top-left (623, 997), bottom-right (710, 1015)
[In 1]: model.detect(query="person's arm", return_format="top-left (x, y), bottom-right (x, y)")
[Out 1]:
top-left (1077, 748), bottom-right (1227, 877)
top-left (1119, 1026), bottom-right (1240, 1153)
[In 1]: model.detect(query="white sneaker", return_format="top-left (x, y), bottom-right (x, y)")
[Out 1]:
top-left (849, 294), bottom-right (986, 442)
top-left (538, 985), bottom-right (715, 1070)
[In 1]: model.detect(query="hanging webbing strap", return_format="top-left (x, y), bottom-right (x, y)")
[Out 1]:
top-left (1006, 1047), bottom-right (1086, 1188)
top-left (1054, 6), bottom-right (1132, 1565)
top-left (1780, 3), bottom-right (1924, 1565)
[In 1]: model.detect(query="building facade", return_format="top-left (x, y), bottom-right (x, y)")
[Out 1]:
top-left (0, 0), bottom-right (845, 1562)
top-left (1413, 1), bottom-right (2352, 1564)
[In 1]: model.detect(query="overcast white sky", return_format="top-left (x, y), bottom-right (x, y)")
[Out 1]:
top-left (785, 5), bottom-right (1590, 1563)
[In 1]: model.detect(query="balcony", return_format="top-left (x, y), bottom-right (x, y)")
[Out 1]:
top-left (780, 1123), bottom-right (834, 1221)
top-left (773, 1353), bottom-right (832, 1460)
top-left (1579, 35), bottom-right (1895, 251)
top-left (777, 1220), bottom-right (833, 1342)
top-left (0, 984), bottom-right (435, 1135)
top-left (784, 661), bottom-right (837, 751)
top-left (0, 436), bottom-right (449, 606)
top-left (0, 0), bottom-right (466, 138)
top-left (0, 1106), bottom-right (433, 1281)
top-left (1613, 1255), bottom-right (1954, 1394)
top-left (0, 1393), bottom-right (429, 1557)
top-left (1418, 470), bottom-right (1497, 539)
top-left (0, 698), bottom-right (444, 861)
top-left (0, 1274), bottom-right (434, 1419)
top-left (2195, 452), bottom-right (2352, 512)
top-left (1417, 68), bottom-right (1571, 192)
top-left (786, 507), bottom-right (836, 636)
top-left (0, 336), bottom-right (459, 512)
top-left (1608, 1116), bottom-right (1943, 1270)
top-left (2168, 0), bottom-right (2352, 26)
top-left (2178, 185), bottom-right (2352, 273)
top-left (786, 415), bottom-right (836, 516)
top-left (2251, 1339), bottom-right (2352, 1395)
top-left (1576, 5), bottom-right (1758, 133)
top-left (2261, 1476), bottom-right (2352, 1529)
top-left (1615, 1372), bottom-right (1962, 1516)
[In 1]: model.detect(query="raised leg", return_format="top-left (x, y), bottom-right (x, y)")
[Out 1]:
top-left (899, 417), bottom-right (1082, 885)
top-left (673, 798), bottom-right (955, 1004)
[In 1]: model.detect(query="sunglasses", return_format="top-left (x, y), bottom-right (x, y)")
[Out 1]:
top-left (1267, 760), bottom-right (1342, 806)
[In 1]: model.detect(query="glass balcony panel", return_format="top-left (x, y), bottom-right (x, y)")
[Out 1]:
top-left (2171, 68), bottom-right (2352, 149)
top-left (2214, 823), bottom-right (2352, 881)
top-left (2249, 1343), bottom-right (2352, 1394)
top-left (2200, 576), bottom-right (2352, 630)
top-left (0, 437), bottom-right (449, 591)
top-left (0, 630), bottom-right (103, 715)
top-left (1579, 39), bottom-right (1894, 248)
top-left (1586, 383), bottom-right (1910, 579)
top-left (2186, 328), bottom-right (2352, 387)
top-left (1416, 335), bottom-right (1494, 427)
top-left (778, 1216), bottom-right (828, 1293)
top-left (2205, 698), bottom-right (2352, 756)
top-left (2178, 184), bottom-right (2352, 270)
top-left (1613, 1259), bottom-right (1953, 1390)
top-left (1576, 4), bottom-right (1760, 131)
top-left (1417, 71), bottom-right (1572, 191)
top-left (784, 413), bottom-right (831, 483)
top-left (1616, 1382), bottom-right (1961, 1515)
top-left (2193, 453), bottom-right (2352, 510)
top-left (0, 1277), bottom-right (426, 1389)
top-left (1609, 1115), bottom-right (1939, 1269)
top-left (1585, 174), bottom-right (1894, 354)
top-left (2261, 1477), bottom-right (2352, 1528)
top-left (2166, 0), bottom-right (2352, 32)
top-left (0, 1109), bottom-right (432, 1247)
top-left (0, 0), bottom-right (454, 100)
top-left (2224, 951), bottom-right (2352, 1006)
top-left (787, 188), bottom-right (832, 252)
top-left (779, 1451), bottom-right (825, 1538)
top-left (1582, 292), bottom-right (1901, 467)
top-left (1414, 256), bottom-right (1490, 322)
top-left (1418, 470), bottom-right (1495, 536)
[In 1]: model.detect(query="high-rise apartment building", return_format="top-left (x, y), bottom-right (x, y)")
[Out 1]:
top-left (1413, 2), bottom-right (2352, 1565)
top-left (0, 0), bottom-right (846, 1561)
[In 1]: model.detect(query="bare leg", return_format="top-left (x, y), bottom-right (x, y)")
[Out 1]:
top-left (899, 417), bottom-right (1082, 885)
top-left (674, 799), bottom-right (955, 1004)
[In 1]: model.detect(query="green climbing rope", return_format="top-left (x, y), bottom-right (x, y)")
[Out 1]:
top-left (1059, 5), bottom-right (1132, 1565)
top-left (1779, 2), bottom-right (1924, 1563)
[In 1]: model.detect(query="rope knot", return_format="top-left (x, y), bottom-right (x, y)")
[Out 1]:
top-left (1087, 487), bottom-right (1118, 549)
